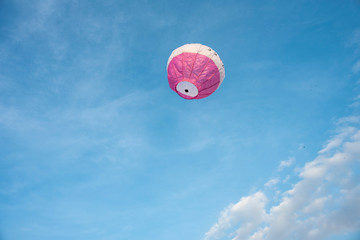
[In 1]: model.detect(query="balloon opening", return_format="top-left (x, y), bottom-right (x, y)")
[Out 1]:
top-left (175, 81), bottom-right (199, 99)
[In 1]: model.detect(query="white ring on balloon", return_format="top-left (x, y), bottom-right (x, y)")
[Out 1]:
top-left (176, 81), bottom-right (199, 98)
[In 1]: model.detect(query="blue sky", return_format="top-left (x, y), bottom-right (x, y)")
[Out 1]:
top-left (0, 0), bottom-right (360, 239)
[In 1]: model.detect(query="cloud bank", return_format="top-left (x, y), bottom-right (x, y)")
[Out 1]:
top-left (204, 118), bottom-right (360, 240)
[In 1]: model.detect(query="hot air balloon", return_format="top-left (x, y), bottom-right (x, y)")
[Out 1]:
top-left (167, 43), bottom-right (225, 100)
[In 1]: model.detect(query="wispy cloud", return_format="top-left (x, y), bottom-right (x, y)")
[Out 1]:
top-left (318, 127), bottom-right (357, 154)
top-left (0, 88), bottom-right (151, 189)
top-left (204, 120), bottom-right (360, 240)
top-left (352, 60), bottom-right (360, 74)
top-left (278, 157), bottom-right (296, 171)
top-left (264, 178), bottom-right (279, 188)
top-left (348, 29), bottom-right (360, 49)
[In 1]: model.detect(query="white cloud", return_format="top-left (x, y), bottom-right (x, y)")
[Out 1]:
top-left (204, 123), bottom-right (360, 240)
top-left (282, 175), bottom-right (290, 183)
top-left (318, 127), bottom-right (356, 154)
top-left (264, 178), bottom-right (279, 188)
top-left (337, 116), bottom-right (360, 125)
top-left (278, 157), bottom-right (295, 171)
top-left (204, 192), bottom-right (267, 240)
top-left (302, 196), bottom-right (330, 214)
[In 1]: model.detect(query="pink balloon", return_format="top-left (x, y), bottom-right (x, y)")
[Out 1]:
top-left (167, 44), bottom-right (225, 100)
